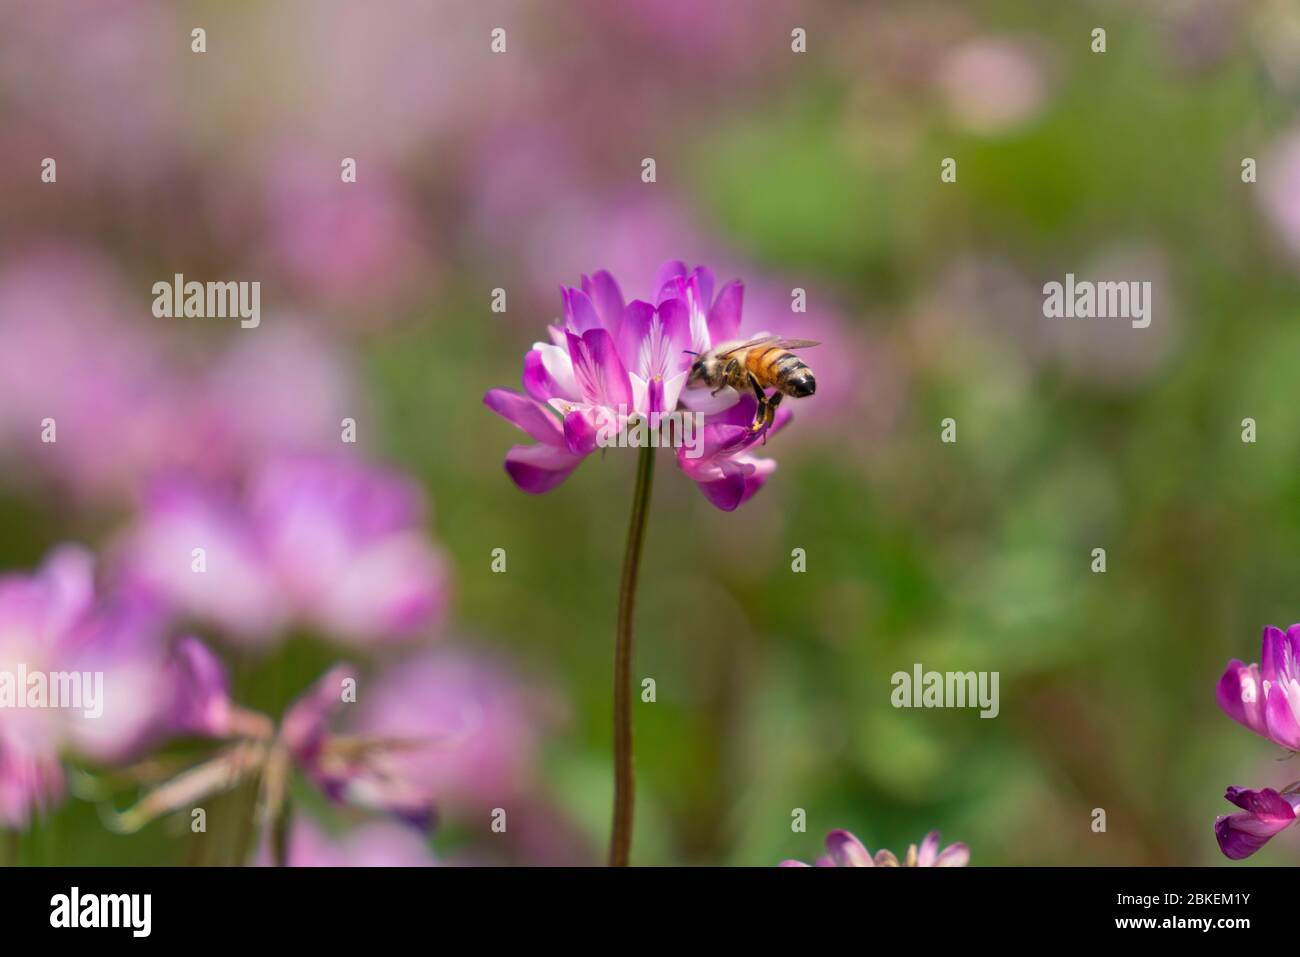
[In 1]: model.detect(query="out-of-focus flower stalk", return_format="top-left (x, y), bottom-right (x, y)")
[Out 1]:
top-left (610, 444), bottom-right (655, 867)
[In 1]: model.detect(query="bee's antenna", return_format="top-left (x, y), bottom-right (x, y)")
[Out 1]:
top-left (683, 350), bottom-right (698, 356)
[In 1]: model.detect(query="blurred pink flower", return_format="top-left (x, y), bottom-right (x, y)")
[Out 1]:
top-left (117, 454), bottom-right (451, 647)
top-left (1260, 129), bottom-right (1300, 261)
top-left (0, 0), bottom-right (184, 183)
top-left (0, 247), bottom-right (179, 501)
top-left (281, 665), bottom-right (434, 827)
top-left (782, 828), bottom-right (969, 868)
top-left (355, 649), bottom-right (547, 813)
top-left (260, 815), bottom-right (437, 867)
top-left (0, 545), bottom-right (230, 826)
top-left (189, 322), bottom-right (364, 477)
top-left (115, 662), bottom-right (436, 834)
top-left (937, 37), bottom-right (1048, 135)
top-left (249, 142), bottom-right (433, 318)
top-left (208, 1), bottom-right (515, 159)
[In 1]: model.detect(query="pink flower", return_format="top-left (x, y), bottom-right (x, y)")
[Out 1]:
top-left (676, 394), bottom-right (791, 512)
top-left (1216, 625), bottom-right (1300, 751)
top-left (117, 454), bottom-right (451, 648)
top-left (258, 815), bottom-right (437, 867)
top-left (281, 665), bottom-right (435, 828)
top-left (354, 649), bottom-right (546, 813)
top-left (1260, 129), bottom-right (1300, 261)
top-left (0, 545), bottom-right (231, 826)
top-left (113, 662), bottom-right (435, 835)
top-left (485, 263), bottom-right (794, 509)
top-left (250, 141), bottom-right (433, 317)
top-left (936, 37), bottom-right (1048, 136)
top-left (781, 828), bottom-right (970, 868)
top-left (1214, 625), bottom-right (1300, 859)
top-left (0, 247), bottom-right (178, 501)
top-left (1215, 786), bottom-right (1300, 860)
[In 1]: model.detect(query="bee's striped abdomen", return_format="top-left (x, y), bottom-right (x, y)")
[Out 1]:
top-left (774, 352), bottom-right (816, 398)
top-left (746, 346), bottom-right (783, 381)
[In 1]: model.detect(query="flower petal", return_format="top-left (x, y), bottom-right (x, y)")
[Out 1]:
top-left (1264, 677), bottom-right (1300, 750)
top-left (503, 443), bottom-right (584, 494)
top-left (563, 408), bottom-right (600, 456)
top-left (582, 271), bottom-right (625, 333)
top-left (825, 829), bottom-right (874, 867)
top-left (484, 388), bottom-right (565, 447)
top-left (1261, 625), bottom-right (1289, 683)
top-left (534, 341), bottom-right (581, 401)
top-left (1216, 786), bottom-right (1300, 860)
top-left (167, 637), bottom-right (232, 737)
top-left (653, 260), bottom-right (688, 302)
top-left (689, 467), bottom-right (749, 512)
top-left (566, 328), bottom-right (633, 410)
top-left (708, 279), bottom-right (743, 344)
top-left (915, 830), bottom-right (941, 867)
top-left (933, 842), bottom-right (970, 866)
top-left (1216, 660), bottom-right (1268, 738)
top-left (561, 287), bottom-right (603, 333)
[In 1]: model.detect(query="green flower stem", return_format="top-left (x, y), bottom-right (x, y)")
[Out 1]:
top-left (610, 444), bottom-right (655, 866)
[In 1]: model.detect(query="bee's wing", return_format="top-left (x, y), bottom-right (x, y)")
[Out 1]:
top-left (714, 335), bottom-right (822, 358)
top-left (713, 334), bottom-right (782, 358)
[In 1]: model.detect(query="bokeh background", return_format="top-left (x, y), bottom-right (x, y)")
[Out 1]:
top-left (2, 0), bottom-right (1300, 866)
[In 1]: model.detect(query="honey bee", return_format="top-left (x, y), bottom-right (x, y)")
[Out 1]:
top-left (686, 334), bottom-right (820, 434)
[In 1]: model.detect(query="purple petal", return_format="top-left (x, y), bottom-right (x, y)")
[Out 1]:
top-left (1261, 625), bottom-right (1289, 682)
top-left (652, 260), bottom-right (687, 300)
top-left (689, 467), bottom-right (749, 512)
top-left (615, 300), bottom-right (657, 378)
top-left (1264, 678), bottom-right (1300, 750)
top-left (42, 546), bottom-right (98, 633)
top-left (503, 443), bottom-right (584, 494)
top-left (708, 279), bottom-right (743, 344)
top-left (915, 830), bottom-right (941, 867)
top-left (1216, 786), bottom-right (1300, 860)
top-left (522, 350), bottom-right (557, 402)
top-left (1216, 660), bottom-right (1268, 738)
top-left (617, 298), bottom-right (692, 388)
top-left (484, 388), bottom-right (565, 447)
top-left (933, 842), bottom-right (970, 866)
top-left (566, 329), bottom-right (633, 410)
top-left (563, 409), bottom-right (600, 456)
top-left (825, 829), bottom-right (873, 867)
top-left (779, 859), bottom-right (811, 867)
top-left (561, 287), bottom-right (603, 333)
top-left (688, 266), bottom-right (715, 318)
top-left (582, 271), bottom-right (625, 333)
top-left (167, 637), bottom-right (232, 737)
top-left (646, 377), bottom-right (666, 414)
top-left (0, 748), bottom-right (64, 829)
top-left (283, 664), bottom-right (358, 761)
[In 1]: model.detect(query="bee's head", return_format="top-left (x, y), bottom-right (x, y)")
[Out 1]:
top-left (685, 350), bottom-right (710, 386)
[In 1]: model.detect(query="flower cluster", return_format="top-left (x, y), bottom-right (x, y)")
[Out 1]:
top-left (0, 547), bottom-right (230, 827)
top-left (1214, 625), bottom-right (1300, 859)
top-left (485, 262), bottom-right (794, 511)
top-left (116, 454), bottom-right (450, 648)
top-left (781, 828), bottom-right (969, 868)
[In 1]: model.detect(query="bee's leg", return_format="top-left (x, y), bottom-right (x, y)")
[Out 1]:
top-left (712, 359), bottom-right (741, 396)
top-left (747, 373), bottom-right (768, 432)
top-left (760, 393), bottom-right (782, 444)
